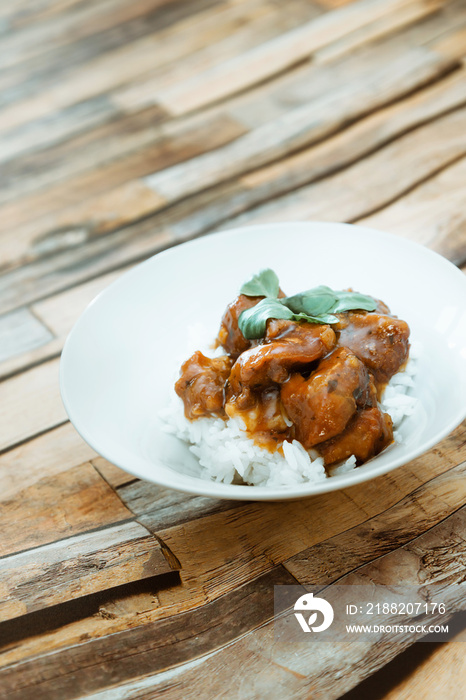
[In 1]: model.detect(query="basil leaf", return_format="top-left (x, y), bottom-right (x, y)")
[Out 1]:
top-left (284, 286), bottom-right (337, 316)
top-left (332, 291), bottom-right (377, 313)
top-left (240, 268), bottom-right (280, 298)
top-left (237, 274), bottom-right (378, 339)
top-left (291, 311), bottom-right (338, 324)
top-left (238, 298), bottom-right (294, 339)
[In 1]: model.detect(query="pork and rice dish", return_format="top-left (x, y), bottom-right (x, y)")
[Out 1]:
top-left (162, 270), bottom-right (417, 487)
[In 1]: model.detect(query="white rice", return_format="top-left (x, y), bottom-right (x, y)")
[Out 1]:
top-left (159, 327), bottom-right (419, 488)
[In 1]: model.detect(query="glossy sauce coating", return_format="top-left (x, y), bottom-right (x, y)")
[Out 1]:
top-left (227, 319), bottom-right (336, 409)
top-left (175, 351), bottom-right (233, 419)
top-left (280, 347), bottom-right (372, 448)
top-left (175, 290), bottom-right (410, 466)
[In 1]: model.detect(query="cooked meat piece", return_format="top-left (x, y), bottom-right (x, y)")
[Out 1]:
top-left (227, 320), bottom-right (336, 408)
top-left (217, 294), bottom-right (262, 358)
top-left (175, 351), bottom-right (233, 419)
top-left (280, 347), bottom-right (371, 448)
top-left (317, 407), bottom-right (393, 465)
top-left (217, 289), bottom-right (286, 358)
top-left (335, 311), bottom-right (410, 385)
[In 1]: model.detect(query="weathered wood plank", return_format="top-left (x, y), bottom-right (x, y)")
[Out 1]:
top-left (433, 24), bottom-right (466, 60)
top-left (0, 566), bottom-right (297, 698)
top-left (313, 0), bottom-right (445, 64)
top-left (1, 509), bottom-right (463, 699)
top-left (0, 461), bottom-right (133, 558)
top-left (0, 337), bottom-right (64, 382)
top-left (0, 267), bottom-right (129, 380)
top-left (12, 48), bottom-right (463, 268)
top-left (1, 67), bottom-right (464, 372)
top-left (0, 0), bottom-right (222, 112)
top-left (32, 267), bottom-right (127, 336)
top-left (0, 0), bottom-right (311, 137)
top-left (112, 0), bottom-right (323, 112)
top-left (284, 459), bottom-right (466, 585)
top-left (0, 358), bottom-right (66, 452)
top-left (0, 65), bottom-right (460, 317)
top-left (149, 426), bottom-right (466, 614)
top-left (118, 480), bottom-right (242, 531)
top-left (155, 0), bottom-right (446, 115)
top-left (153, 66), bottom-right (466, 241)
top-left (145, 45), bottom-right (455, 203)
top-left (0, 427), bottom-right (463, 670)
top-left (217, 105), bottom-right (466, 229)
top-left (358, 154), bottom-right (466, 265)
top-left (115, 0), bottom-right (466, 121)
top-left (0, 225), bottom-right (174, 317)
top-left (0, 93), bottom-right (462, 324)
top-left (0, 422), bottom-right (96, 501)
top-left (0, 519), bottom-right (176, 621)
top-left (0, 0), bottom-right (186, 71)
top-left (0, 308), bottom-right (53, 364)
top-left (0, 96), bottom-right (124, 166)
top-left (0, 110), bottom-right (245, 226)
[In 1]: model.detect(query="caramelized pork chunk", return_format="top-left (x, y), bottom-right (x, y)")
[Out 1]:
top-left (317, 407), bottom-right (393, 465)
top-left (217, 294), bottom-right (263, 358)
top-left (175, 351), bottom-right (233, 419)
top-left (227, 320), bottom-right (336, 408)
top-left (280, 348), bottom-right (371, 448)
top-left (217, 289), bottom-right (287, 358)
top-left (336, 311), bottom-right (410, 385)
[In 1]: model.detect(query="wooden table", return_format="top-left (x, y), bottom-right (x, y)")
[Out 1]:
top-left (0, 0), bottom-right (465, 697)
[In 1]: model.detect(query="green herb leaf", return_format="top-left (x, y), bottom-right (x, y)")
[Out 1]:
top-left (331, 291), bottom-right (377, 313)
top-left (240, 268), bottom-right (280, 298)
top-left (284, 286), bottom-right (337, 316)
top-left (291, 311), bottom-right (338, 324)
top-left (238, 300), bottom-right (337, 340)
top-left (238, 272), bottom-right (378, 339)
top-left (238, 298), bottom-right (294, 339)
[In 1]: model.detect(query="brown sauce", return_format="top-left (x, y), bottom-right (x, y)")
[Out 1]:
top-left (175, 291), bottom-right (410, 467)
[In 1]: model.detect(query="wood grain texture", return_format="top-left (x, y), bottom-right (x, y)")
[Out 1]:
top-left (217, 105), bottom-right (466, 229)
top-left (359, 154), bottom-right (466, 264)
top-left (2, 424), bottom-right (463, 673)
top-left (8, 509), bottom-right (462, 700)
top-left (0, 461), bottom-right (134, 558)
top-left (119, 479), bottom-right (243, 530)
top-left (1, 69), bottom-right (463, 317)
top-left (0, 519), bottom-right (176, 621)
top-left (284, 458), bottom-right (466, 585)
top-left (0, 567), bottom-right (297, 699)
top-left (1, 0), bottom-right (466, 697)
top-left (0, 113), bottom-right (246, 266)
top-left (151, 425), bottom-right (466, 614)
top-left (0, 422), bottom-right (96, 501)
top-left (145, 45), bottom-right (456, 204)
top-left (155, 0), bottom-right (446, 115)
top-left (0, 358), bottom-right (66, 451)
top-left (0, 308), bottom-right (53, 363)
top-left (0, 108), bottom-right (244, 218)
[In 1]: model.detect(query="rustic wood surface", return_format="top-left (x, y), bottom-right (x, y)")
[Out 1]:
top-left (0, 0), bottom-right (465, 698)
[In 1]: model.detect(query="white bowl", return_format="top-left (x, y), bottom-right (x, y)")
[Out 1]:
top-left (60, 222), bottom-right (466, 501)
